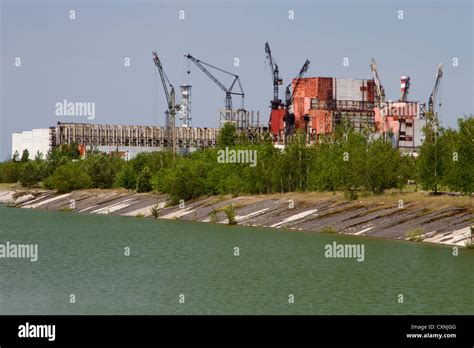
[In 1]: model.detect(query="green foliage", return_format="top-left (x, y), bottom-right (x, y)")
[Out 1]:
top-left (19, 160), bottom-right (46, 188)
top-left (209, 208), bottom-right (218, 223)
top-left (218, 123), bottom-right (237, 147)
top-left (12, 151), bottom-right (19, 162)
top-left (44, 162), bottom-right (92, 193)
top-left (20, 149), bottom-right (29, 162)
top-left (0, 161), bottom-right (21, 183)
top-left (150, 204), bottom-right (160, 218)
top-left (152, 157), bottom-right (210, 203)
top-left (319, 226), bottom-right (337, 234)
top-left (136, 167), bottom-right (153, 193)
top-left (363, 137), bottom-right (401, 194)
top-left (84, 154), bottom-right (124, 189)
top-left (114, 163), bottom-right (137, 190)
top-left (45, 143), bottom-right (81, 177)
top-left (224, 205), bottom-right (237, 225)
top-left (441, 117), bottom-right (474, 194)
top-left (417, 115), bottom-right (474, 194)
top-left (405, 227), bottom-right (424, 242)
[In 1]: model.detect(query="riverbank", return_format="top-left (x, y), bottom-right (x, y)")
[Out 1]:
top-left (0, 186), bottom-right (472, 247)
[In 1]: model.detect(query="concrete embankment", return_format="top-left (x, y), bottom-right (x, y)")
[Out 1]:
top-left (0, 188), bottom-right (472, 247)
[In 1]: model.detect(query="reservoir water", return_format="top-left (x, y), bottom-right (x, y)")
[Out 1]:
top-left (0, 204), bottom-right (472, 314)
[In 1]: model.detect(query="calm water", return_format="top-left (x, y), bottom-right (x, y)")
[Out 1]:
top-left (0, 204), bottom-right (472, 315)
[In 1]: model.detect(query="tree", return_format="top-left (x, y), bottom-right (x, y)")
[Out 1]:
top-left (20, 149), bottom-right (29, 162)
top-left (417, 115), bottom-right (447, 193)
top-left (84, 154), bottom-right (124, 189)
top-left (441, 116), bottom-right (474, 194)
top-left (217, 123), bottom-right (237, 147)
top-left (363, 138), bottom-right (400, 194)
top-left (0, 161), bottom-right (21, 183)
top-left (136, 166), bottom-right (153, 193)
top-left (115, 163), bottom-right (137, 190)
top-left (19, 161), bottom-right (44, 187)
top-left (12, 151), bottom-right (20, 162)
top-left (45, 143), bottom-right (81, 176)
top-left (45, 162), bottom-right (92, 193)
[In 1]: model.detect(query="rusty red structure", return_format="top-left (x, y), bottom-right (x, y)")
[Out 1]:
top-left (270, 77), bottom-right (378, 142)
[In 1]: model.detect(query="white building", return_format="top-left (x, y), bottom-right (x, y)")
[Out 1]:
top-left (11, 128), bottom-right (53, 159)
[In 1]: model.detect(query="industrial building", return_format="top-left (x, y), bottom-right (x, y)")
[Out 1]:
top-left (270, 76), bottom-right (424, 151)
top-left (12, 123), bottom-right (221, 160)
top-left (11, 128), bottom-right (54, 160)
top-left (265, 44), bottom-right (440, 154)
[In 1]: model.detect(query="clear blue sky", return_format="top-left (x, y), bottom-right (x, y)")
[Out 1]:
top-left (1, 0), bottom-right (473, 160)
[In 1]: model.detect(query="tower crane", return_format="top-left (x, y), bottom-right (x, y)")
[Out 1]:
top-left (370, 58), bottom-right (386, 108)
top-left (370, 58), bottom-right (388, 137)
top-left (153, 51), bottom-right (179, 155)
top-left (264, 42), bottom-right (283, 109)
top-left (428, 64), bottom-right (443, 120)
top-left (184, 54), bottom-right (244, 123)
top-left (284, 59), bottom-right (310, 136)
top-left (400, 76), bottom-right (411, 102)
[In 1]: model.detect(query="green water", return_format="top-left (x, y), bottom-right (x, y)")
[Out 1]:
top-left (0, 204), bottom-right (472, 314)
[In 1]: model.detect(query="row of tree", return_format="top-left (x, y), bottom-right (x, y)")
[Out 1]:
top-left (0, 116), bottom-right (472, 199)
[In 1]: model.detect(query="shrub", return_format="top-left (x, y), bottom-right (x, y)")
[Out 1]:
top-left (150, 204), bottom-right (160, 218)
top-left (0, 161), bottom-right (21, 183)
top-left (319, 226), bottom-right (337, 234)
top-left (136, 167), bottom-right (152, 193)
top-left (84, 154), bottom-right (124, 189)
top-left (115, 163), bottom-right (136, 190)
top-left (405, 227), bottom-right (424, 242)
top-left (44, 162), bottom-right (92, 193)
top-left (19, 161), bottom-right (46, 188)
top-left (224, 205), bottom-right (237, 225)
top-left (209, 208), bottom-right (218, 223)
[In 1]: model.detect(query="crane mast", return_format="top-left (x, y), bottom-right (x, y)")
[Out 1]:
top-left (285, 59), bottom-right (310, 137)
top-left (184, 54), bottom-right (245, 123)
top-left (400, 76), bottom-right (411, 102)
top-left (370, 58), bottom-right (385, 107)
top-left (265, 42), bottom-right (283, 109)
top-left (153, 51), bottom-right (177, 155)
top-left (370, 58), bottom-right (388, 138)
top-left (428, 64), bottom-right (443, 115)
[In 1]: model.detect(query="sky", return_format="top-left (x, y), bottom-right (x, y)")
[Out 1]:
top-left (1, 0), bottom-right (473, 160)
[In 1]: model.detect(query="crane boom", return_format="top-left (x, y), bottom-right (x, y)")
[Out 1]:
top-left (265, 41), bottom-right (283, 108)
top-left (184, 54), bottom-right (245, 114)
top-left (153, 51), bottom-right (174, 111)
top-left (287, 59), bottom-right (310, 107)
top-left (370, 58), bottom-right (385, 107)
top-left (428, 63), bottom-right (443, 114)
top-left (400, 76), bottom-right (411, 102)
top-left (285, 59), bottom-right (310, 136)
top-left (153, 51), bottom-right (177, 154)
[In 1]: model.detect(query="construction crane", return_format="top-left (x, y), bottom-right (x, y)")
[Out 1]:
top-left (153, 51), bottom-right (178, 155)
top-left (265, 42), bottom-right (283, 109)
top-left (370, 58), bottom-right (388, 138)
top-left (184, 54), bottom-right (244, 123)
top-left (428, 64), bottom-right (443, 119)
top-left (400, 76), bottom-right (411, 102)
top-left (284, 59), bottom-right (310, 136)
top-left (370, 58), bottom-right (386, 107)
